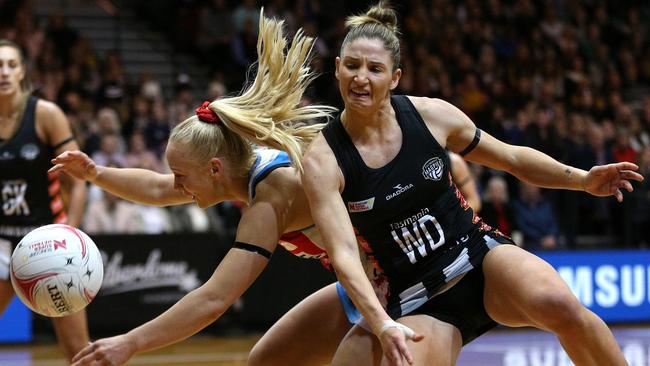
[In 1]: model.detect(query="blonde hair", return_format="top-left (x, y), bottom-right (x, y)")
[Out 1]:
top-left (170, 11), bottom-right (336, 174)
top-left (342, 1), bottom-right (401, 71)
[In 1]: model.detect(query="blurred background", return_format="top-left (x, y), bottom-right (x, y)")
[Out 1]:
top-left (0, 0), bottom-right (649, 364)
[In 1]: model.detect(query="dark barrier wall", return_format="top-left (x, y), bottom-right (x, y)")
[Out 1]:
top-left (16, 235), bottom-right (650, 342)
top-left (79, 234), bottom-right (334, 336)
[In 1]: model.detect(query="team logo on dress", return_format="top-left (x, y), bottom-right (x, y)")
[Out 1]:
top-left (20, 144), bottom-right (39, 160)
top-left (348, 197), bottom-right (375, 212)
top-left (422, 157), bottom-right (444, 181)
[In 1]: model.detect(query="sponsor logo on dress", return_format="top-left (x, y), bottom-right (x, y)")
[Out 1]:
top-left (0, 151), bottom-right (15, 160)
top-left (422, 157), bottom-right (444, 181)
top-left (386, 183), bottom-right (414, 201)
top-left (348, 197), bottom-right (375, 212)
top-left (20, 144), bottom-right (39, 160)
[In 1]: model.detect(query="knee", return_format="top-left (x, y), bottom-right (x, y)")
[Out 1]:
top-left (248, 343), bottom-right (272, 366)
top-left (531, 290), bottom-right (589, 333)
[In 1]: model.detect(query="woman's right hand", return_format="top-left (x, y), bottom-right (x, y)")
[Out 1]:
top-left (71, 334), bottom-right (136, 366)
top-left (50, 150), bottom-right (99, 182)
top-left (378, 320), bottom-right (424, 366)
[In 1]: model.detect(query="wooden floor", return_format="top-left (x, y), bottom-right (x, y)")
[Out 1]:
top-left (2, 324), bottom-right (650, 366)
top-left (0, 335), bottom-right (260, 366)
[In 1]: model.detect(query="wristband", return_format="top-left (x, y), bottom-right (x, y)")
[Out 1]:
top-left (378, 319), bottom-right (416, 339)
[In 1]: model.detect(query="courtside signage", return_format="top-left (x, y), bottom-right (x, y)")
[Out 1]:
top-left (538, 250), bottom-right (650, 322)
top-left (0, 297), bottom-right (31, 342)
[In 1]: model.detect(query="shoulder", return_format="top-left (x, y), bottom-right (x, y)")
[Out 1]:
top-left (407, 96), bottom-right (469, 124)
top-left (35, 99), bottom-right (66, 121)
top-left (252, 166), bottom-right (299, 206)
top-left (35, 99), bottom-right (76, 148)
top-left (302, 133), bottom-right (344, 191)
top-left (35, 99), bottom-right (69, 131)
top-left (303, 134), bottom-right (339, 174)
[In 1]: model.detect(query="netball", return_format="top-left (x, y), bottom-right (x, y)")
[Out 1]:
top-left (9, 224), bottom-right (103, 318)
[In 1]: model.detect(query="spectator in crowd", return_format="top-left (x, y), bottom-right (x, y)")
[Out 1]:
top-left (481, 175), bottom-right (516, 237)
top-left (83, 190), bottom-right (146, 234)
top-left (91, 133), bottom-right (127, 169)
top-left (512, 182), bottom-right (561, 251)
top-left (125, 131), bottom-right (163, 172)
top-left (2, 0), bottom-right (649, 248)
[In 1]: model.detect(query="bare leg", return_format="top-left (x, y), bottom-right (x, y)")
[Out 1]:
top-left (0, 279), bottom-right (15, 314)
top-left (332, 315), bottom-right (462, 366)
top-left (483, 245), bottom-right (627, 366)
top-left (248, 283), bottom-right (351, 366)
top-left (52, 309), bottom-right (89, 362)
top-left (2, 277), bottom-right (89, 362)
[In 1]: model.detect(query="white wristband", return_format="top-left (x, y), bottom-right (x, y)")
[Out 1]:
top-left (378, 320), bottom-right (416, 339)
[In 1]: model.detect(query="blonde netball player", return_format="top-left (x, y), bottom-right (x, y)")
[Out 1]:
top-left (52, 11), bottom-right (388, 366)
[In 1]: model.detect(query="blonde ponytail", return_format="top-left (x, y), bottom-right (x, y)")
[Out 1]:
top-left (208, 10), bottom-right (336, 172)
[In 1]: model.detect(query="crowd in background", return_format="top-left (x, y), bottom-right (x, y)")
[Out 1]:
top-left (1, 0), bottom-right (649, 250)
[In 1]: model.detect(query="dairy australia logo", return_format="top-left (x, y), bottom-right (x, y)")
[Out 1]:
top-left (348, 197), bottom-right (375, 212)
top-left (100, 250), bottom-right (200, 295)
top-left (422, 157), bottom-right (444, 181)
top-left (386, 183), bottom-right (414, 201)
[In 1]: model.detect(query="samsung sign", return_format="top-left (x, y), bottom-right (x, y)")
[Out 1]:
top-left (537, 250), bottom-right (650, 322)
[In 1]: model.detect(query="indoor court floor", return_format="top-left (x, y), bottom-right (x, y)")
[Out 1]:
top-left (1, 324), bottom-right (649, 366)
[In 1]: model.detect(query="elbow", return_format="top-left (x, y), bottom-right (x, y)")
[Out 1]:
top-left (204, 298), bottom-right (228, 321)
top-left (500, 146), bottom-right (523, 175)
top-left (327, 249), bottom-right (358, 275)
top-left (193, 289), bottom-right (229, 321)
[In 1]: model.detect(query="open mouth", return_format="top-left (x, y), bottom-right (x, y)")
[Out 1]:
top-left (351, 90), bottom-right (370, 98)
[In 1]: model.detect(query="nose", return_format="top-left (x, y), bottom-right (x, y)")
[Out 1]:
top-left (353, 68), bottom-right (369, 85)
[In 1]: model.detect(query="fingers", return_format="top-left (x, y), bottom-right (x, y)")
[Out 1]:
top-left (398, 340), bottom-right (414, 365)
top-left (623, 180), bottom-right (633, 192)
top-left (48, 164), bottom-right (63, 174)
top-left (614, 162), bottom-right (639, 171)
top-left (613, 188), bottom-right (623, 202)
top-left (411, 333), bottom-right (425, 342)
top-left (620, 170), bottom-right (644, 182)
top-left (72, 342), bottom-right (95, 363)
top-left (51, 150), bottom-right (86, 163)
top-left (388, 348), bottom-right (404, 366)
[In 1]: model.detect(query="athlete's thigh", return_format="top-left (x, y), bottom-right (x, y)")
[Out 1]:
top-left (396, 315), bottom-right (462, 366)
top-left (249, 283), bottom-right (351, 366)
top-left (482, 244), bottom-right (577, 327)
top-left (333, 314), bottom-right (462, 366)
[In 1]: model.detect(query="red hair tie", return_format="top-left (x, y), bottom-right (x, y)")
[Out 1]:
top-left (195, 101), bottom-right (221, 124)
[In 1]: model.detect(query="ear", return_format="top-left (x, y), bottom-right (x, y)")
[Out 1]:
top-left (335, 57), bottom-right (341, 80)
top-left (209, 157), bottom-right (223, 179)
top-left (390, 68), bottom-right (402, 90)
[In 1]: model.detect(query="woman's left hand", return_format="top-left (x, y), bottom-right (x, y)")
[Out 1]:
top-left (582, 162), bottom-right (644, 202)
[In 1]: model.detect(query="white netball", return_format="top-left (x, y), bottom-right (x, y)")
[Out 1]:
top-left (9, 224), bottom-right (104, 317)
